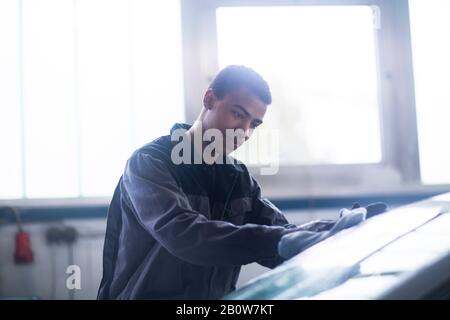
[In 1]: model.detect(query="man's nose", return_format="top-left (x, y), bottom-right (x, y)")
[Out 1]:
top-left (239, 122), bottom-right (252, 141)
top-left (234, 121), bottom-right (252, 141)
top-left (244, 129), bottom-right (251, 141)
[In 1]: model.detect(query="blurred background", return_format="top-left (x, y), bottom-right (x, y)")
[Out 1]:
top-left (1, 0), bottom-right (449, 299)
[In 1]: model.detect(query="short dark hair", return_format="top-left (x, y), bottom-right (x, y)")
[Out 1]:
top-left (209, 65), bottom-right (272, 105)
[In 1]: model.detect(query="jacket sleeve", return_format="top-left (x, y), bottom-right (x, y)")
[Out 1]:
top-left (250, 176), bottom-right (297, 269)
top-left (122, 151), bottom-right (291, 267)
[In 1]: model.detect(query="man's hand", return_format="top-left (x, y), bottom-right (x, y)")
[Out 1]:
top-left (341, 202), bottom-right (388, 219)
top-left (278, 202), bottom-right (388, 260)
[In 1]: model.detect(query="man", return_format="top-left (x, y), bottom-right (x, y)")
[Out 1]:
top-left (97, 66), bottom-right (371, 300)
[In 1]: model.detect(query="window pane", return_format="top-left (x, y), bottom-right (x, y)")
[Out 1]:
top-left (217, 6), bottom-right (382, 165)
top-left (130, 0), bottom-right (185, 148)
top-left (0, 0), bottom-right (22, 198)
top-left (77, 0), bottom-right (185, 197)
top-left (76, 0), bottom-right (133, 197)
top-left (22, 0), bottom-right (79, 198)
top-left (409, 0), bottom-right (450, 184)
top-left (0, 0), bottom-right (185, 199)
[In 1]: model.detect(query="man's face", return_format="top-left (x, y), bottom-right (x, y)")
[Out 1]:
top-left (202, 86), bottom-right (268, 155)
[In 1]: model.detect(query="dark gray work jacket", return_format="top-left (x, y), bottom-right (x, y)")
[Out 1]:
top-left (97, 123), bottom-right (294, 299)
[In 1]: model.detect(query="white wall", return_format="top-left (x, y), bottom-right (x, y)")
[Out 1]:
top-left (0, 219), bottom-right (105, 299)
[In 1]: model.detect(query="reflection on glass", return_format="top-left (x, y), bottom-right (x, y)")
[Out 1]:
top-left (226, 205), bottom-right (448, 299)
top-left (309, 275), bottom-right (400, 300)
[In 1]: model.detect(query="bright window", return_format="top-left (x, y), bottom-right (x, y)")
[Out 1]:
top-left (409, 0), bottom-right (450, 185)
top-left (217, 6), bottom-right (382, 166)
top-left (0, 0), bottom-right (185, 199)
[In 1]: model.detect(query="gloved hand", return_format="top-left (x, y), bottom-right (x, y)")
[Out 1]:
top-left (364, 202), bottom-right (388, 218)
top-left (278, 207), bottom-right (367, 259)
top-left (278, 202), bottom-right (388, 260)
top-left (340, 202), bottom-right (387, 219)
top-left (293, 219), bottom-right (336, 232)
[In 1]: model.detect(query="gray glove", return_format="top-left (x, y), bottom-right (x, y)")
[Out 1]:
top-left (345, 202), bottom-right (387, 219)
top-left (278, 202), bottom-right (388, 260)
top-left (277, 207), bottom-right (367, 259)
top-left (292, 219), bottom-right (336, 233)
top-left (289, 202), bottom-right (387, 233)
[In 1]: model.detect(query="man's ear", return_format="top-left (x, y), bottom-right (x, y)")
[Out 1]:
top-left (203, 89), bottom-right (216, 110)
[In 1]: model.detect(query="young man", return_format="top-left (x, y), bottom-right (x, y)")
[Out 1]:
top-left (97, 66), bottom-right (304, 300)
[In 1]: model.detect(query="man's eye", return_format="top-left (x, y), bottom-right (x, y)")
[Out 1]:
top-left (251, 122), bottom-right (261, 129)
top-left (232, 111), bottom-right (245, 119)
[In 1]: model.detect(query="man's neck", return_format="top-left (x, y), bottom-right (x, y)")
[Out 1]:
top-left (186, 120), bottom-right (223, 165)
